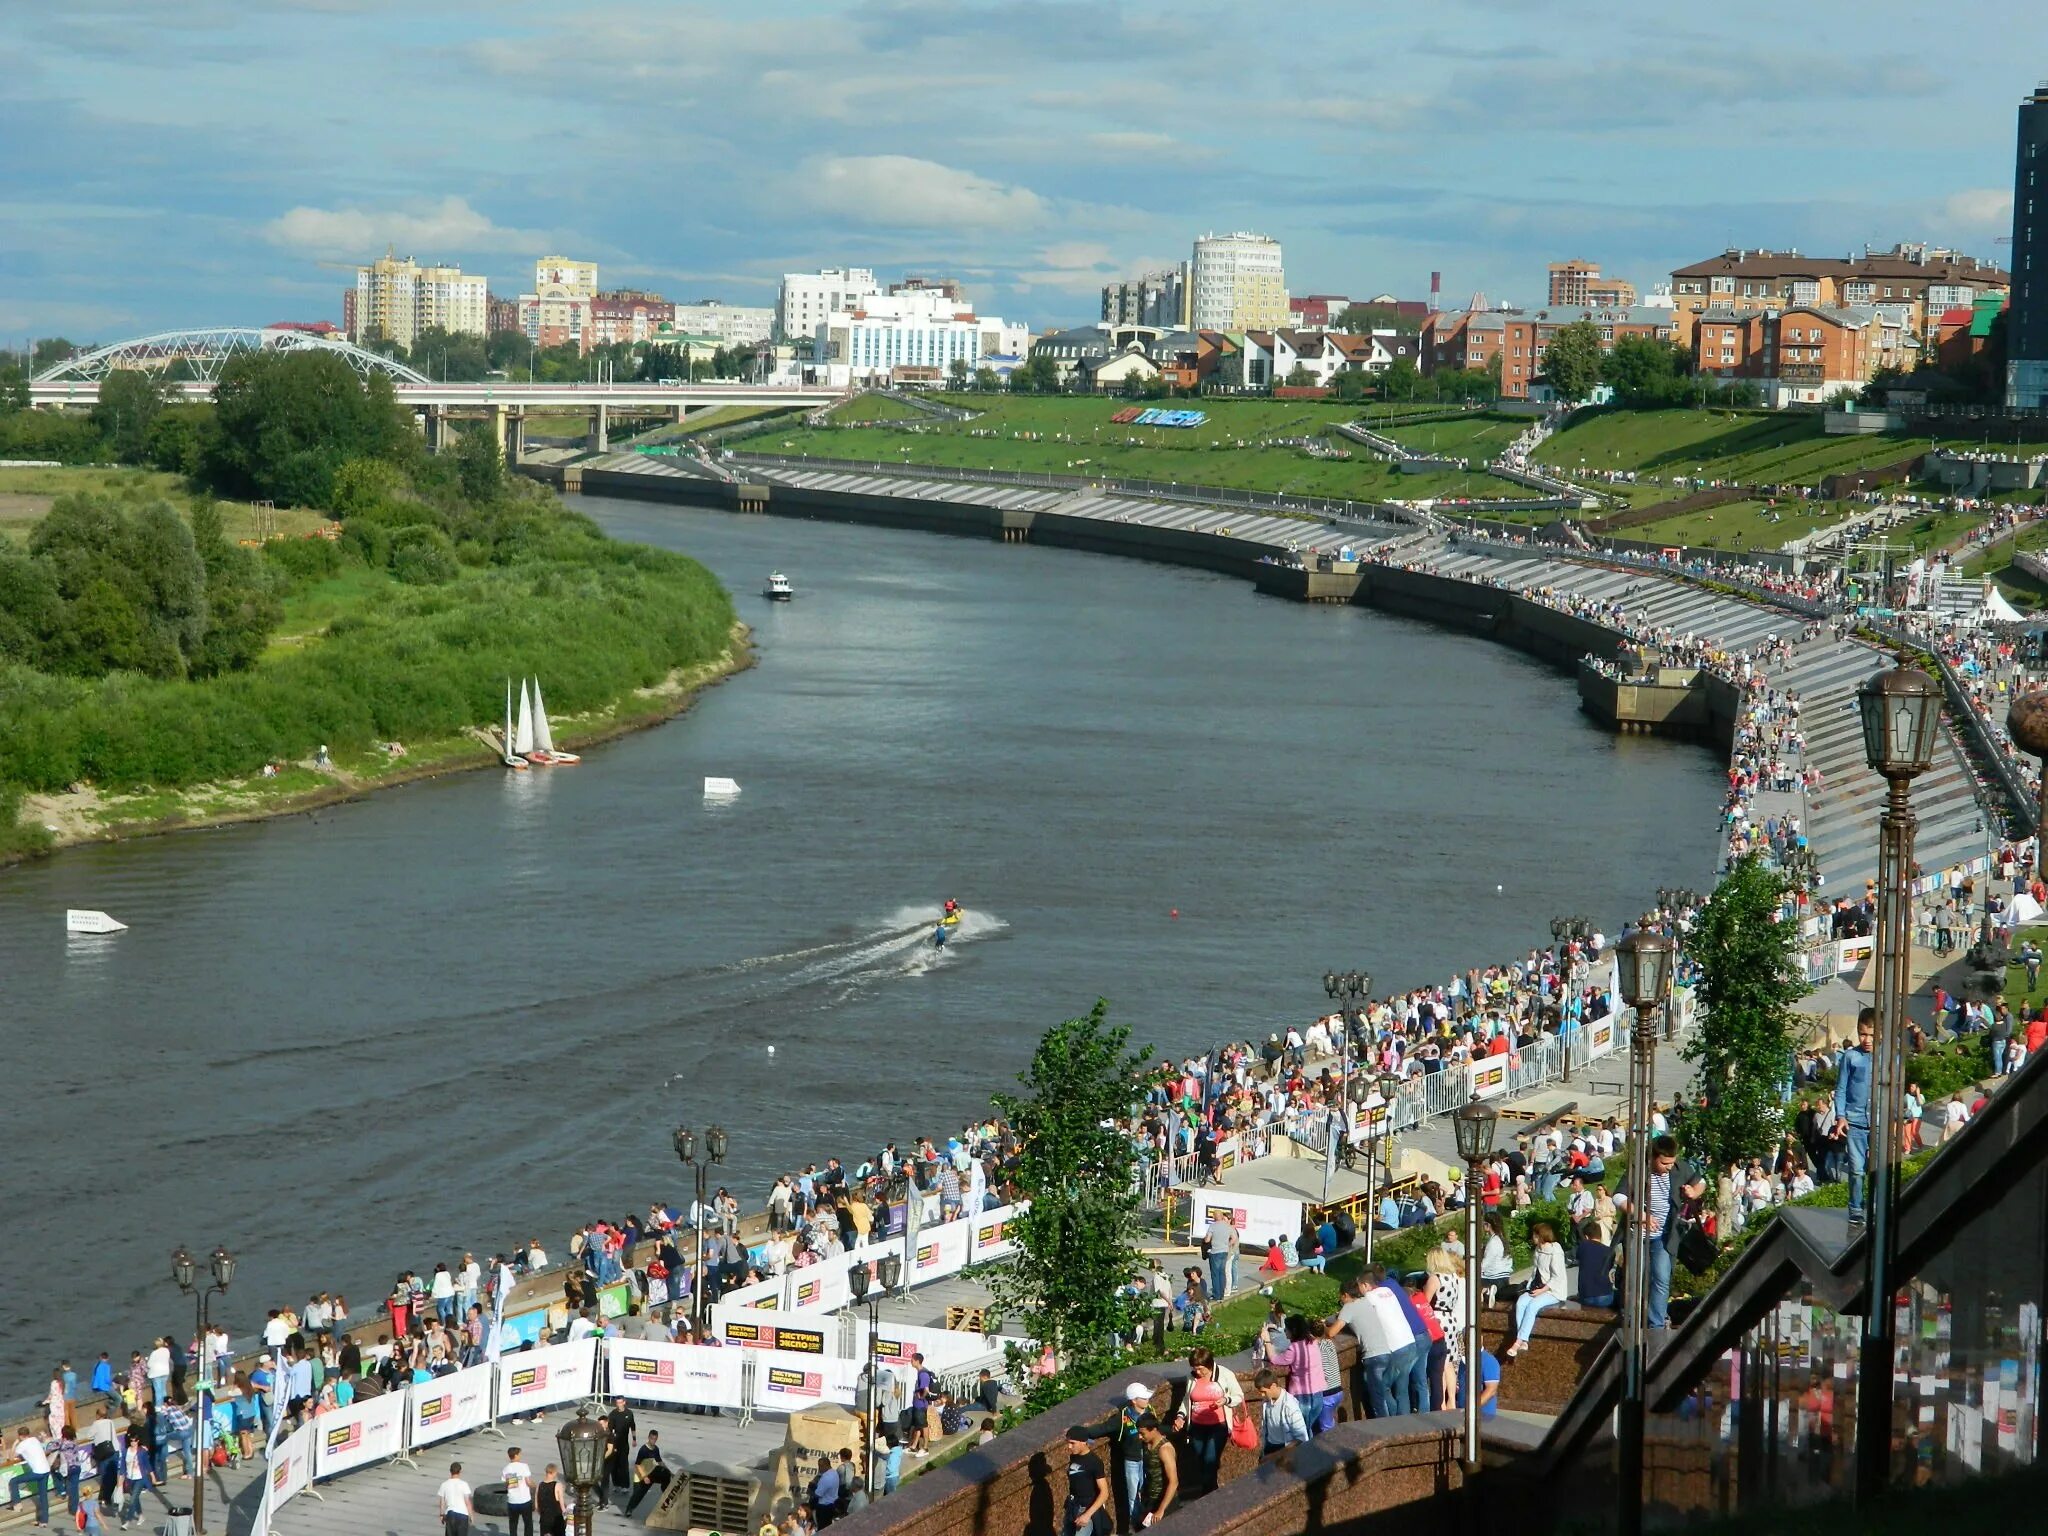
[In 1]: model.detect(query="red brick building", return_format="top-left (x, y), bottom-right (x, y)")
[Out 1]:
top-left (1689, 303), bottom-right (1904, 406)
top-left (1495, 306), bottom-right (1676, 399)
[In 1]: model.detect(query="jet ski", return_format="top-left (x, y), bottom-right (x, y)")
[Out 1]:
top-left (932, 899), bottom-right (963, 948)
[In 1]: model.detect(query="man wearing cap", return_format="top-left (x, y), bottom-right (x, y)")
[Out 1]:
top-left (1074, 1384), bottom-right (1152, 1532)
top-left (1062, 1428), bottom-right (1110, 1536)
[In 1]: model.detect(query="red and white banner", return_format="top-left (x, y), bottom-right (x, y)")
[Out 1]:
top-left (748, 1348), bottom-right (861, 1412)
top-left (909, 1218), bottom-right (971, 1282)
top-left (718, 1274), bottom-right (785, 1311)
top-left (853, 1319), bottom-right (1011, 1375)
top-left (313, 1389), bottom-right (407, 1479)
top-left (407, 1363), bottom-right (494, 1448)
top-left (1189, 1190), bottom-right (1303, 1251)
top-left (1467, 1055), bottom-right (1511, 1101)
top-left (602, 1340), bottom-right (744, 1411)
top-left (495, 1339), bottom-right (599, 1416)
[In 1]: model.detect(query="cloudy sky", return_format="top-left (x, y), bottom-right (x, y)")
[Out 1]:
top-left (4, 0), bottom-right (2041, 343)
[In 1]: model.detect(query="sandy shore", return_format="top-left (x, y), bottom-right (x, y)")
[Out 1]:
top-left (12, 622), bottom-right (754, 859)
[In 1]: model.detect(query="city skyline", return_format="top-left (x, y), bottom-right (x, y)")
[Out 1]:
top-left (2, 0), bottom-right (2040, 342)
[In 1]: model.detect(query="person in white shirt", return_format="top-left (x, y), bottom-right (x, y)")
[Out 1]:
top-left (500, 1449), bottom-right (534, 1536)
top-left (457, 1255), bottom-right (483, 1316)
top-left (262, 1312), bottom-right (291, 1351)
top-left (8, 1427), bottom-right (51, 1525)
top-left (436, 1463), bottom-right (474, 1536)
top-left (146, 1340), bottom-right (173, 1405)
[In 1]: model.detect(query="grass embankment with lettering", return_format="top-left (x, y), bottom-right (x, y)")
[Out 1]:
top-left (757, 395), bottom-right (1541, 508)
top-left (0, 348), bottom-right (740, 859)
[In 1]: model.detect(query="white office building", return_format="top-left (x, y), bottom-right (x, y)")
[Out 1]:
top-left (1190, 231), bottom-right (1288, 331)
top-left (778, 267), bottom-right (880, 343)
top-left (814, 287), bottom-right (1021, 386)
top-left (671, 300), bottom-right (776, 348)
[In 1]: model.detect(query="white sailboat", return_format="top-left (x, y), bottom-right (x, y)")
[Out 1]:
top-left (502, 679), bottom-right (529, 770)
top-left (524, 678), bottom-right (580, 766)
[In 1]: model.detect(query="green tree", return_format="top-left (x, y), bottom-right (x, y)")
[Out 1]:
top-left (31, 338), bottom-right (78, 373)
top-left (1602, 336), bottom-right (1691, 407)
top-left (1541, 320), bottom-right (1604, 402)
top-left (0, 361), bottom-right (28, 414)
top-left (454, 425), bottom-right (504, 504)
top-left (1380, 357), bottom-right (1422, 401)
top-left (947, 357), bottom-right (970, 390)
top-left (990, 1002), bottom-right (1151, 1367)
top-left (973, 364), bottom-right (1000, 392)
top-left (1333, 370), bottom-right (1369, 401)
top-left (186, 499), bottom-right (282, 677)
top-left (1008, 353), bottom-right (1060, 394)
top-left (144, 405), bottom-right (214, 477)
top-left (1283, 364), bottom-right (1315, 388)
top-left (208, 351), bottom-right (412, 507)
top-left (1334, 303), bottom-right (1417, 335)
top-left (1681, 854), bottom-right (1805, 1172)
top-left (92, 368), bottom-right (168, 464)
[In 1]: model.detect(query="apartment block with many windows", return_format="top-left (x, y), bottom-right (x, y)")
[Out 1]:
top-left (1668, 244), bottom-right (2008, 351)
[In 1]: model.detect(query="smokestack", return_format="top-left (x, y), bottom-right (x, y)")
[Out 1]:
top-left (1430, 271), bottom-right (1441, 302)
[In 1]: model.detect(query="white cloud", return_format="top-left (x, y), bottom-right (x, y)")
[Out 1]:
top-left (1940, 188), bottom-right (2014, 232)
top-left (261, 196), bottom-right (551, 259)
top-left (803, 156), bottom-right (1047, 231)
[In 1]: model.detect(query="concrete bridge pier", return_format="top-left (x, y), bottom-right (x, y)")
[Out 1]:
top-left (588, 402), bottom-right (610, 455)
top-left (493, 404), bottom-right (525, 464)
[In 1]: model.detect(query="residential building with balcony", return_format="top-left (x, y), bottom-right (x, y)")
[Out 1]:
top-left (1190, 232), bottom-right (1288, 331)
top-left (1418, 308), bottom-right (1508, 378)
top-left (1669, 244), bottom-right (2008, 351)
top-left (1690, 303), bottom-right (1904, 407)
top-left (1496, 306), bottom-right (1678, 400)
top-left (348, 253), bottom-right (488, 349)
top-left (1548, 260), bottom-right (1638, 309)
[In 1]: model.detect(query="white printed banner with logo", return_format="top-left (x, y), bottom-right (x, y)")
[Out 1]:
top-left (1467, 1055), bottom-right (1511, 1102)
top-left (853, 1320), bottom-right (1011, 1376)
top-left (313, 1389), bottom-right (407, 1479)
top-left (1584, 1014), bottom-right (1618, 1063)
top-left (495, 1339), bottom-right (599, 1417)
top-left (269, 1422), bottom-right (315, 1511)
top-left (970, 1203), bottom-right (1022, 1263)
top-left (1189, 1191), bottom-right (1304, 1251)
top-left (785, 1259), bottom-right (852, 1315)
top-left (718, 1273), bottom-right (786, 1311)
top-left (749, 1348), bottom-right (862, 1412)
top-left (603, 1340), bottom-right (744, 1410)
top-left (908, 1218), bottom-right (971, 1283)
top-left (710, 1304), bottom-right (836, 1355)
top-left (407, 1363), bottom-right (494, 1448)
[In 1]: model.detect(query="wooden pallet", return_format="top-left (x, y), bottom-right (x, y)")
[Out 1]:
top-left (945, 1304), bottom-right (990, 1332)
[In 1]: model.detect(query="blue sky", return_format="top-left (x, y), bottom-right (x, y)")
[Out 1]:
top-left (4, 0), bottom-right (2043, 344)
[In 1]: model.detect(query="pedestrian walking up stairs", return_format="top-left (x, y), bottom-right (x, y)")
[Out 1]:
top-left (1427, 542), bottom-right (1991, 891)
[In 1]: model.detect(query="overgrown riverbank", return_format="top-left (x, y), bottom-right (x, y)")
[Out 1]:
top-left (0, 350), bottom-right (740, 861)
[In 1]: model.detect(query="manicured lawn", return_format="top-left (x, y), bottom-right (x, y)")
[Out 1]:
top-left (748, 395), bottom-right (1545, 506)
top-left (1379, 414), bottom-right (1528, 462)
top-left (827, 393), bottom-right (926, 423)
top-left (1614, 499), bottom-right (1844, 552)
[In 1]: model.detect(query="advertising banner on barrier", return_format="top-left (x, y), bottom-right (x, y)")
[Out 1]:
top-left (750, 1348), bottom-right (861, 1412)
top-left (909, 1219), bottom-right (971, 1283)
top-left (1468, 1056), bottom-right (1511, 1101)
top-left (498, 1309), bottom-right (550, 1350)
top-left (269, 1422), bottom-right (314, 1511)
top-left (785, 1261), bottom-right (851, 1315)
top-left (314, 1389), bottom-right (407, 1479)
top-left (596, 1282), bottom-right (632, 1320)
top-left (712, 1306), bottom-right (834, 1354)
top-left (1836, 936), bottom-right (1872, 976)
top-left (1585, 1015), bottom-right (1617, 1062)
top-left (719, 1274), bottom-right (785, 1312)
top-left (854, 1320), bottom-right (1008, 1375)
top-left (1189, 1191), bottom-right (1304, 1249)
top-left (1213, 1136), bottom-right (1241, 1174)
top-left (496, 1339), bottom-right (598, 1417)
top-left (971, 1204), bottom-right (1021, 1263)
top-left (408, 1363), bottom-right (494, 1449)
top-left (602, 1340), bottom-right (745, 1410)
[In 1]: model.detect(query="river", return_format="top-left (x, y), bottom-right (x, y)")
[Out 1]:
top-left (0, 495), bottom-right (1722, 1394)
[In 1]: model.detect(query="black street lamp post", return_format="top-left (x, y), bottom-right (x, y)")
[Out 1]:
top-left (674, 1124), bottom-right (730, 1331)
top-left (171, 1245), bottom-right (235, 1535)
top-left (1853, 665), bottom-right (1942, 1504)
top-left (1614, 928), bottom-right (1675, 1536)
top-left (555, 1408), bottom-right (605, 1536)
top-left (848, 1254), bottom-right (903, 1498)
top-left (1453, 1101), bottom-right (1498, 1473)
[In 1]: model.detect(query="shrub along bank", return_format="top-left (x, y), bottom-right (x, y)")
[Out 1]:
top-left (0, 351), bottom-right (735, 851)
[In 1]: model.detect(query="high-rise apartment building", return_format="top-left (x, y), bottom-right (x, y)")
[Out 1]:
top-left (778, 268), bottom-right (880, 343)
top-left (1190, 233), bottom-right (1288, 332)
top-left (2010, 82), bottom-right (2048, 408)
top-left (1548, 260), bottom-right (1637, 309)
top-left (348, 253), bottom-right (488, 349)
top-left (588, 290), bottom-right (676, 348)
top-left (518, 257), bottom-right (601, 353)
top-left (1101, 265), bottom-right (1189, 329)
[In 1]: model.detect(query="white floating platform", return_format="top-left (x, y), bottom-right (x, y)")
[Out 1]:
top-left (703, 776), bottom-right (741, 797)
top-left (67, 909), bottom-right (127, 935)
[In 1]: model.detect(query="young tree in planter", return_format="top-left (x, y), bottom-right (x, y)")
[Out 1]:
top-left (1681, 854), bottom-right (1804, 1171)
top-left (991, 1001), bottom-right (1151, 1370)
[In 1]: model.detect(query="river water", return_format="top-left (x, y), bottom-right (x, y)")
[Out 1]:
top-left (0, 497), bottom-right (1722, 1394)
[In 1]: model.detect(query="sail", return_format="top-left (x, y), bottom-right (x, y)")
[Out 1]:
top-left (532, 679), bottom-right (556, 754)
top-left (504, 679), bottom-right (517, 758)
top-left (514, 678), bottom-right (535, 756)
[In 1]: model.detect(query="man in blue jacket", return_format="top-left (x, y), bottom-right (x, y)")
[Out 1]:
top-left (1833, 1009), bottom-right (1875, 1223)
